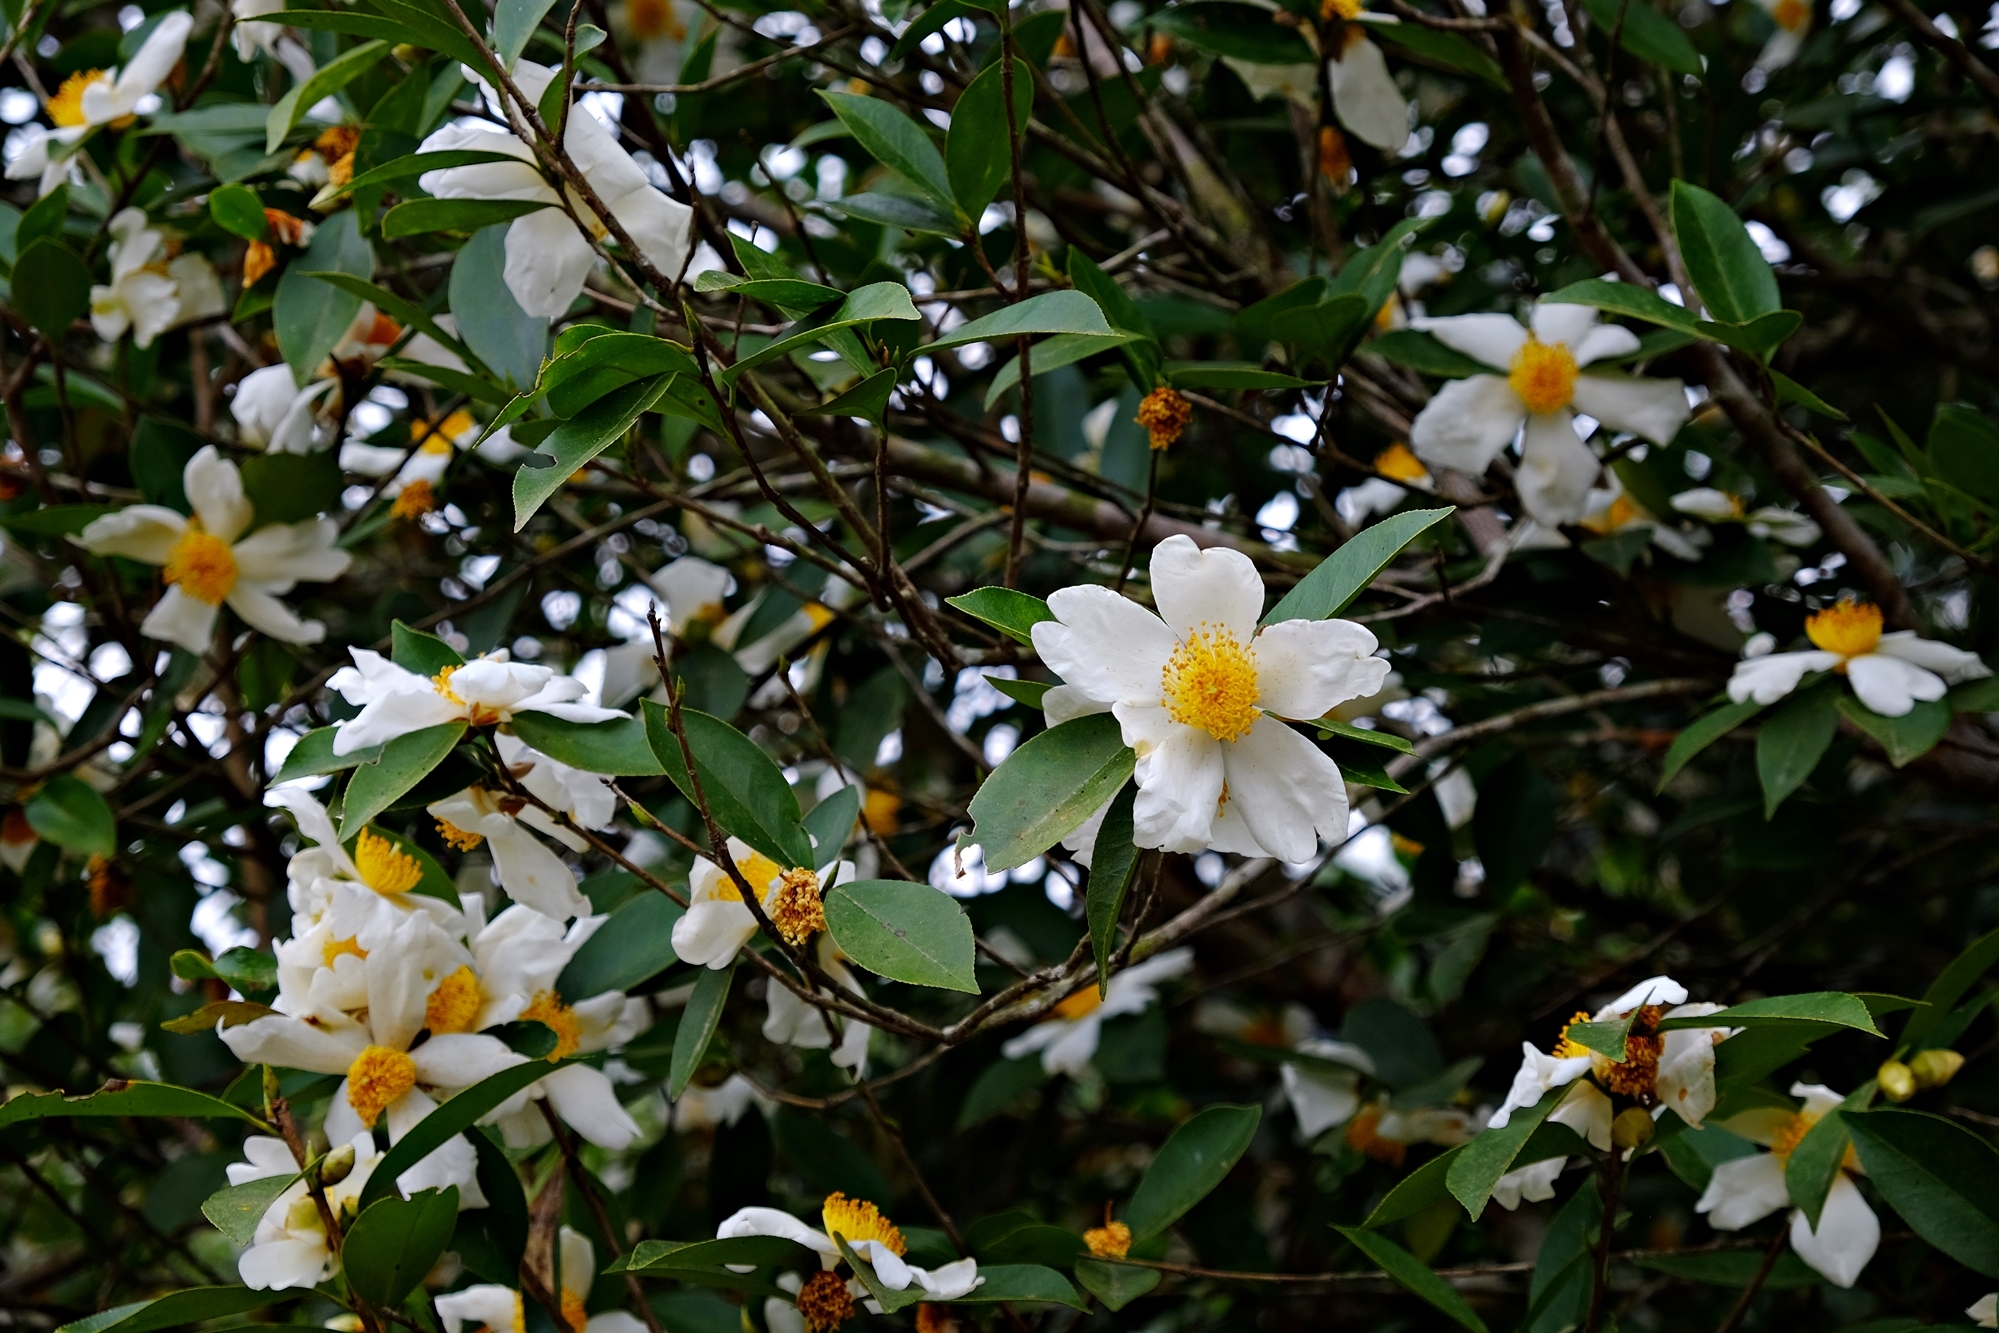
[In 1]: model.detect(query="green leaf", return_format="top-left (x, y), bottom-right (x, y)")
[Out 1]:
top-left (1670, 180), bottom-right (1781, 325)
top-left (494, 0), bottom-right (559, 64)
top-left (337, 722), bottom-right (467, 839)
top-left (1314, 718), bottom-right (1415, 752)
top-left (381, 196), bottom-right (552, 239)
top-left (1542, 277), bottom-right (1798, 359)
top-left (1086, 782), bottom-right (1140, 995)
top-left (53, 1287), bottom-right (275, 1333)
top-left (967, 712), bottom-right (1135, 871)
top-left (208, 183), bottom-right (268, 240)
top-left (827, 190), bottom-right (961, 236)
top-left (643, 702), bottom-right (814, 867)
top-left (1334, 1226), bottom-right (1489, 1333)
top-left (1363, 1146), bottom-right (1464, 1228)
top-left (558, 888), bottom-right (682, 1000)
top-left (509, 712), bottom-right (663, 776)
top-left (720, 282), bottom-right (922, 386)
top-left (1786, 1084), bottom-right (1873, 1228)
top-left (1905, 927), bottom-right (1999, 1051)
top-left (392, 620), bottom-right (465, 674)
top-left (1368, 329), bottom-right (1493, 379)
top-left (1658, 991), bottom-right (1884, 1037)
top-left (1836, 695), bottom-right (1951, 768)
top-left (0, 505), bottom-right (110, 538)
top-left (888, 0), bottom-right (997, 60)
top-left (159, 999), bottom-right (277, 1034)
top-left (1928, 403), bottom-right (1999, 506)
top-left (359, 1059), bottom-right (574, 1208)
top-left (1562, 1006), bottom-right (1642, 1061)
top-left (819, 89), bottom-right (953, 206)
top-left (1845, 1108), bottom-right (1999, 1277)
top-left (276, 210), bottom-right (373, 383)
top-left (11, 239), bottom-right (90, 335)
top-left (609, 1235), bottom-right (817, 1276)
top-left (303, 270), bottom-right (483, 378)
top-left (334, 148), bottom-right (525, 197)
top-left (513, 374), bottom-right (672, 530)
top-left (1149, 1), bottom-right (1315, 62)
top-left (1163, 361), bottom-right (1313, 391)
top-left (956, 1264), bottom-right (1089, 1308)
top-left (25, 773), bottom-right (115, 858)
top-left (948, 58), bottom-right (1032, 221)
top-left (956, 1055), bottom-right (1050, 1130)
top-left (530, 329), bottom-right (699, 422)
top-left (1270, 294), bottom-right (1371, 363)
top-left (1124, 1103), bottom-right (1260, 1242)
top-left (824, 878), bottom-right (979, 992)
top-left (202, 1173), bottom-right (298, 1246)
top-left (669, 962), bottom-right (735, 1098)
top-left (172, 945), bottom-right (279, 994)
top-left (945, 587), bottom-right (1054, 644)
top-left (1657, 698), bottom-right (1762, 791)
top-left (1633, 1250), bottom-right (1826, 1288)
top-left (266, 41), bottom-right (391, 153)
top-left (804, 785), bottom-right (862, 867)
top-left (1756, 683), bottom-right (1838, 817)
top-left (1263, 507), bottom-right (1455, 624)
top-left (1523, 1179), bottom-right (1598, 1333)
top-left (0, 1081), bottom-right (265, 1132)
top-left (1578, 0), bottom-right (1702, 75)
top-left (1772, 371), bottom-right (1849, 422)
top-left (442, 224), bottom-right (545, 390)
top-left (1448, 1085), bottom-right (1564, 1221)
top-left (1073, 1257), bottom-right (1161, 1311)
top-left (344, 1187), bottom-right (460, 1306)
top-left (1363, 19), bottom-right (1507, 86)
top-left (928, 290), bottom-right (1116, 351)
top-left (240, 449), bottom-right (342, 527)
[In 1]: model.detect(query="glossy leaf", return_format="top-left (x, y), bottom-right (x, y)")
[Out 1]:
top-left (1073, 1257), bottom-right (1161, 1310)
top-left (1657, 698), bottom-right (1762, 791)
top-left (824, 878), bottom-right (978, 992)
top-left (0, 1081), bottom-right (265, 1131)
top-left (201, 1172), bottom-right (297, 1245)
top-left (510, 711), bottom-right (663, 776)
top-left (358, 1060), bottom-right (571, 1209)
top-left (337, 722), bottom-right (466, 840)
top-left (266, 41), bottom-right (391, 153)
top-left (275, 210), bottom-right (373, 382)
top-left (955, 1264), bottom-right (1089, 1308)
top-left (53, 1287), bottom-right (274, 1333)
top-left (1086, 781), bottom-right (1140, 995)
top-left (945, 586), bottom-right (1054, 644)
top-left (513, 374), bottom-right (672, 530)
top-left (1755, 683), bottom-right (1837, 817)
top-left (819, 90), bottom-right (952, 206)
top-left (1363, 1145), bottom-right (1464, 1227)
top-left (343, 1186), bottom-right (460, 1306)
top-left (928, 290), bottom-right (1116, 351)
top-left (1578, 0), bottom-right (1702, 75)
top-left (12, 239), bottom-right (90, 334)
top-left (1263, 507), bottom-right (1456, 624)
top-left (967, 712), bottom-right (1135, 871)
top-left (1836, 695), bottom-right (1951, 768)
top-left (1448, 1085), bottom-right (1564, 1220)
top-left (25, 773), bottom-right (115, 857)
top-left (1335, 1226), bottom-right (1489, 1333)
top-left (1786, 1084), bottom-right (1873, 1229)
top-left (1124, 1103), bottom-right (1260, 1242)
top-left (1658, 991), bottom-right (1883, 1036)
top-left (1845, 1107), bottom-right (1999, 1276)
top-left (208, 183), bottom-right (267, 239)
top-left (947, 58), bottom-right (1033, 221)
top-left (644, 702), bottom-right (814, 867)
top-left (669, 962), bottom-right (735, 1098)
top-left (1669, 181), bottom-right (1782, 325)
top-left (559, 891), bottom-right (683, 1000)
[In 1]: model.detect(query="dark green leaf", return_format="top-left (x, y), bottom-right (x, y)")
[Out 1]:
top-left (1447, 1085), bottom-right (1564, 1221)
top-left (1836, 695), bottom-right (1951, 768)
top-left (967, 712), bottom-right (1135, 871)
top-left (1787, 1084), bottom-right (1873, 1228)
top-left (1073, 1257), bottom-right (1161, 1310)
top-left (819, 89), bottom-right (952, 206)
top-left (208, 183), bottom-right (267, 240)
top-left (947, 58), bottom-right (1032, 220)
top-left (1928, 403), bottom-right (1999, 506)
top-left (1756, 683), bottom-right (1838, 817)
top-left (956, 1264), bottom-right (1088, 1308)
top-left (335, 148), bottom-right (526, 197)
top-left (513, 374), bottom-right (671, 529)
top-left (1314, 718), bottom-right (1414, 752)
top-left (240, 449), bottom-right (342, 527)
top-left (1657, 698), bottom-right (1762, 791)
top-left (1364, 1145), bottom-right (1464, 1227)
top-left (382, 196), bottom-right (552, 239)
top-left (1845, 1108), bottom-right (1999, 1276)
top-left (928, 290), bottom-right (1116, 350)
top-left (669, 962), bottom-right (735, 1098)
top-left (359, 1060), bottom-right (573, 1209)
top-left (956, 1056), bottom-right (1050, 1130)
top-left (945, 587), bottom-right (1054, 644)
top-left (824, 878), bottom-right (978, 992)
top-left (1369, 329), bottom-right (1493, 378)
top-left (53, 1287), bottom-right (275, 1333)
top-left (343, 1187), bottom-right (459, 1306)
top-left (1124, 1103), bottom-right (1260, 1242)
top-left (1670, 180), bottom-right (1781, 325)
top-left (11, 239), bottom-right (90, 335)
top-left (804, 785), bottom-right (861, 867)
top-left (0, 1081), bottom-right (265, 1131)
top-left (1658, 991), bottom-right (1883, 1036)
top-left (275, 210), bottom-right (373, 382)
top-left (266, 41), bottom-right (391, 153)
top-left (643, 702), bottom-right (813, 867)
top-left (509, 712), bottom-right (663, 776)
top-left (202, 1173), bottom-right (297, 1246)
top-left (1633, 1250), bottom-right (1826, 1288)
top-left (1163, 361), bottom-right (1312, 390)
top-left (25, 773), bottom-right (115, 857)
top-left (1578, 0), bottom-right (1702, 75)
top-left (450, 224), bottom-right (548, 389)
top-left (1150, 2), bottom-right (1314, 62)
top-left (1905, 927), bottom-right (1999, 1050)
top-left (1334, 1226), bottom-right (1489, 1333)
top-left (1087, 782), bottom-right (1140, 995)
top-left (337, 722), bottom-right (467, 839)
top-left (1263, 507), bottom-right (1455, 624)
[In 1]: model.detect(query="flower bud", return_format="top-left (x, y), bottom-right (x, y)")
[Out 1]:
top-left (1877, 1059), bottom-right (1917, 1103)
top-left (1910, 1048), bottom-right (1966, 1090)
top-left (316, 1142), bottom-right (356, 1186)
top-left (1611, 1107), bottom-right (1655, 1151)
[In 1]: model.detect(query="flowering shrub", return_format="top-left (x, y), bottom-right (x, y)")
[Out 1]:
top-left (5, 0), bottom-right (1999, 1329)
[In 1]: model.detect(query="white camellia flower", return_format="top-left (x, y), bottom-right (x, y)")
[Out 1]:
top-left (438, 1227), bottom-right (647, 1333)
top-left (1726, 599), bottom-right (1990, 718)
top-left (229, 1131), bottom-right (382, 1290)
top-left (6, 13), bottom-right (192, 195)
top-left (231, 363), bottom-right (340, 454)
top-left (89, 209), bottom-right (226, 348)
top-left (674, 837), bottom-right (854, 968)
top-left (1669, 487), bottom-right (1820, 547)
top-left (416, 60), bottom-right (694, 318)
top-left (718, 1195), bottom-right (984, 1302)
top-left (222, 914), bottom-right (519, 1205)
top-left (227, 0), bottom-right (319, 80)
top-left (1491, 1157), bottom-right (1566, 1210)
top-left (1487, 975), bottom-right (1732, 1151)
top-left (598, 555), bottom-right (739, 706)
top-left (1193, 999), bottom-right (1379, 1140)
top-left (1697, 1082), bottom-right (1880, 1287)
top-left (340, 408), bottom-right (482, 494)
top-left (1968, 1293), bottom-right (1998, 1328)
top-left (764, 934), bottom-right (872, 1073)
top-left (266, 787), bottom-right (465, 972)
top-left (327, 647), bottom-right (626, 755)
top-left (673, 1072), bottom-right (768, 1131)
top-left (1002, 949), bottom-right (1194, 1077)
top-left (1512, 480), bottom-right (1706, 562)
top-left (424, 735), bottom-right (615, 920)
top-left (1753, 0), bottom-right (1812, 67)
top-left (1222, 1), bottom-right (1407, 151)
top-left (75, 446), bottom-right (350, 654)
top-left (1337, 442), bottom-right (1433, 525)
top-left (1032, 535), bottom-right (1391, 862)
top-left (1409, 304), bottom-right (1691, 525)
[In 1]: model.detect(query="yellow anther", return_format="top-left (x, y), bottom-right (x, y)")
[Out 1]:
top-left (1805, 599), bottom-right (1883, 662)
top-left (424, 965), bottom-right (481, 1035)
top-left (519, 989), bottom-right (582, 1061)
top-left (1508, 335), bottom-right (1580, 415)
top-left (1161, 625), bottom-right (1261, 743)
top-left (345, 1044), bottom-right (417, 1128)
top-left (163, 523), bottom-right (239, 606)
top-left (354, 829), bottom-right (423, 896)
top-left (821, 1192), bottom-right (905, 1256)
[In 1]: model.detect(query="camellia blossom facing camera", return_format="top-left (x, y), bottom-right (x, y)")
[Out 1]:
top-left (327, 649), bottom-right (625, 755)
top-left (1727, 598), bottom-right (1990, 717)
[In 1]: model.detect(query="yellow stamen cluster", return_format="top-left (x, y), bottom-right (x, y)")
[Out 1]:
top-left (796, 1270), bottom-right (856, 1333)
top-left (323, 935), bottom-right (367, 967)
top-left (1508, 335), bottom-right (1580, 415)
top-left (1083, 1218), bottom-right (1132, 1258)
top-left (1581, 493), bottom-right (1642, 536)
top-left (355, 829), bottom-right (424, 896)
top-left (392, 479), bottom-right (437, 520)
top-left (714, 849), bottom-right (784, 904)
top-left (1161, 625), bottom-right (1261, 743)
top-left (1135, 385), bottom-right (1194, 451)
top-left (520, 989), bottom-right (583, 1061)
top-left (861, 788), bottom-right (901, 835)
top-left (1373, 442), bottom-right (1429, 483)
top-left (424, 965), bottom-right (482, 1035)
top-left (1054, 985), bottom-right (1104, 1021)
top-left (1320, 0), bottom-right (1364, 17)
top-left (47, 69), bottom-right (108, 128)
top-left (822, 1193), bottom-right (906, 1256)
top-left (432, 664), bottom-right (464, 704)
top-left (163, 523), bottom-right (239, 606)
top-left (1805, 599), bottom-right (1883, 662)
top-left (769, 867), bottom-right (827, 946)
top-left (315, 125), bottom-right (361, 162)
top-left (436, 818), bottom-right (485, 851)
top-left (1550, 1010), bottom-right (1595, 1059)
top-left (346, 1044), bottom-right (417, 1128)
top-left (421, 409), bottom-right (475, 454)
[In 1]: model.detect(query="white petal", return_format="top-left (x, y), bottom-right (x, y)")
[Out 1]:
top-left (437, 1287), bottom-right (521, 1333)
top-left (1032, 585), bottom-right (1176, 706)
top-left (1490, 1157), bottom-right (1565, 1210)
top-left (1220, 719), bottom-right (1348, 863)
top-left (1655, 1027), bottom-right (1720, 1127)
top-left (1873, 632), bottom-right (1992, 685)
top-left (1515, 412), bottom-right (1602, 525)
top-left (1696, 1152), bottom-right (1790, 1230)
top-left (1570, 322), bottom-right (1640, 367)
top-left (543, 1063), bottom-right (641, 1149)
top-left (1411, 313), bottom-right (1528, 370)
top-left (504, 206), bottom-right (601, 319)
top-left (220, 1014), bottom-right (365, 1074)
top-left (486, 820), bottom-right (589, 919)
top-left (184, 445), bottom-right (254, 543)
top-left (1726, 650), bottom-right (1841, 705)
top-left (77, 505), bottom-right (187, 564)
top-left (412, 1033), bottom-right (526, 1089)
top-left (336, 690), bottom-right (464, 754)
top-left (1253, 618), bottom-right (1388, 719)
top-left (1528, 302), bottom-right (1601, 350)
top-left (1846, 652), bottom-right (1946, 718)
top-left (109, 12), bottom-right (191, 114)
top-left (1671, 488), bottom-right (1741, 520)
top-left (608, 182), bottom-right (695, 286)
top-left (227, 585), bottom-right (324, 645)
top-left (1410, 375), bottom-right (1526, 474)
top-left (913, 1257), bottom-right (984, 1300)
top-left (1281, 1063), bottom-right (1360, 1139)
top-left (233, 519), bottom-right (350, 586)
top-left (1327, 37), bottom-right (1407, 150)
top-left (1571, 372), bottom-right (1692, 446)
top-left (240, 1237), bottom-right (331, 1290)
top-left (1149, 535), bottom-right (1266, 641)
top-left (1965, 1293), bottom-right (1997, 1327)
top-left (1593, 975), bottom-right (1688, 1018)
top-left (716, 1207), bottom-right (840, 1260)
top-left (1122, 704), bottom-right (1225, 853)
top-left (1548, 1079), bottom-right (1614, 1152)
top-left (140, 586), bottom-right (222, 655)
top-left (671, 898), bottom-right (760, 968)
top-left (1043, 683), bottom-right (1113, 726)
top-left (1789, 1176), bottom-right (1878, 1288)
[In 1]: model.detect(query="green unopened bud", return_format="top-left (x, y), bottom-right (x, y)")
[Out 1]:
top-left (1877, 1059), bottom-right (1917, 1103)
top-left (316, 1142), bottom-right (356, 1186)
top-left (1910, 1048), bottom-right (1966, 1090)
top-left (1611, 1106), bottom-right (1655, 1151)
top-left (392, 43), bottom-right (427, 63)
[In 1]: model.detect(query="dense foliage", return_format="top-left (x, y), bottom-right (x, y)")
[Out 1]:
top-left (6, 0), bottom-right (1999, 1327)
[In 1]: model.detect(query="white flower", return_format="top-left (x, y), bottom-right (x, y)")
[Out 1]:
top-left (266, 786), bottom-right (465, 970)
top-left (1002, 949), bottom-right (1194, 1077)
top-left (1969, 1293), bottom-right (1998, 1328)
top-left (438, 1228), bottom-right (647, 1333)
top-left (1697, 1083), bottom-right (1879, 1287)
top-left (340, 408), bottom-right (481, 494)
top-left (232, 363), bottom-right (340, 454)
top-left (230, 1131), bottom-right (382, 1290)
top-left (328, 647), bottom-right (626, 755)
top-left (221, 914), bottom-right (518, 1205)
top-left (675, 838), bottom-right (855, 968)
top-left (428, 785), bottom-right (592, 922)
top-left (1324, 12), bottom-right (1410, 151)
top-left (1409, 304), bottom-right (1691, 525)
top-left (1726, 599), bottom-right (1990, 718)
top-left (718, 1196), bottom-right (984, 1301)
top-left (417, 61), bottom-right (693, 318)
top-left (75, 445), bottom-right (350, 654)
top-left (1032, 534), bottom-right (1391, 862)
top-left (600, 556), bottom-right (739, 705)
top-left (7, 14), bottom-right (192, 195)
top-left (1490, 1156), bottom-right (1566, 1211)
top-left (89, 209), bottom-right (225, 348)
top-left (764, 934), bottom-right (872, 1074)
top-left (1669, 487), bottom-right (1820, 546)
top-left (1280, 1038), bottom-right (1376, 1139)
top-left (1337, 442), bottom-right (1433, 525)
top-left (673, 1072), bottom-right (768, 1132)
top-left (1753, 0), bottom-right (1812, 67)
